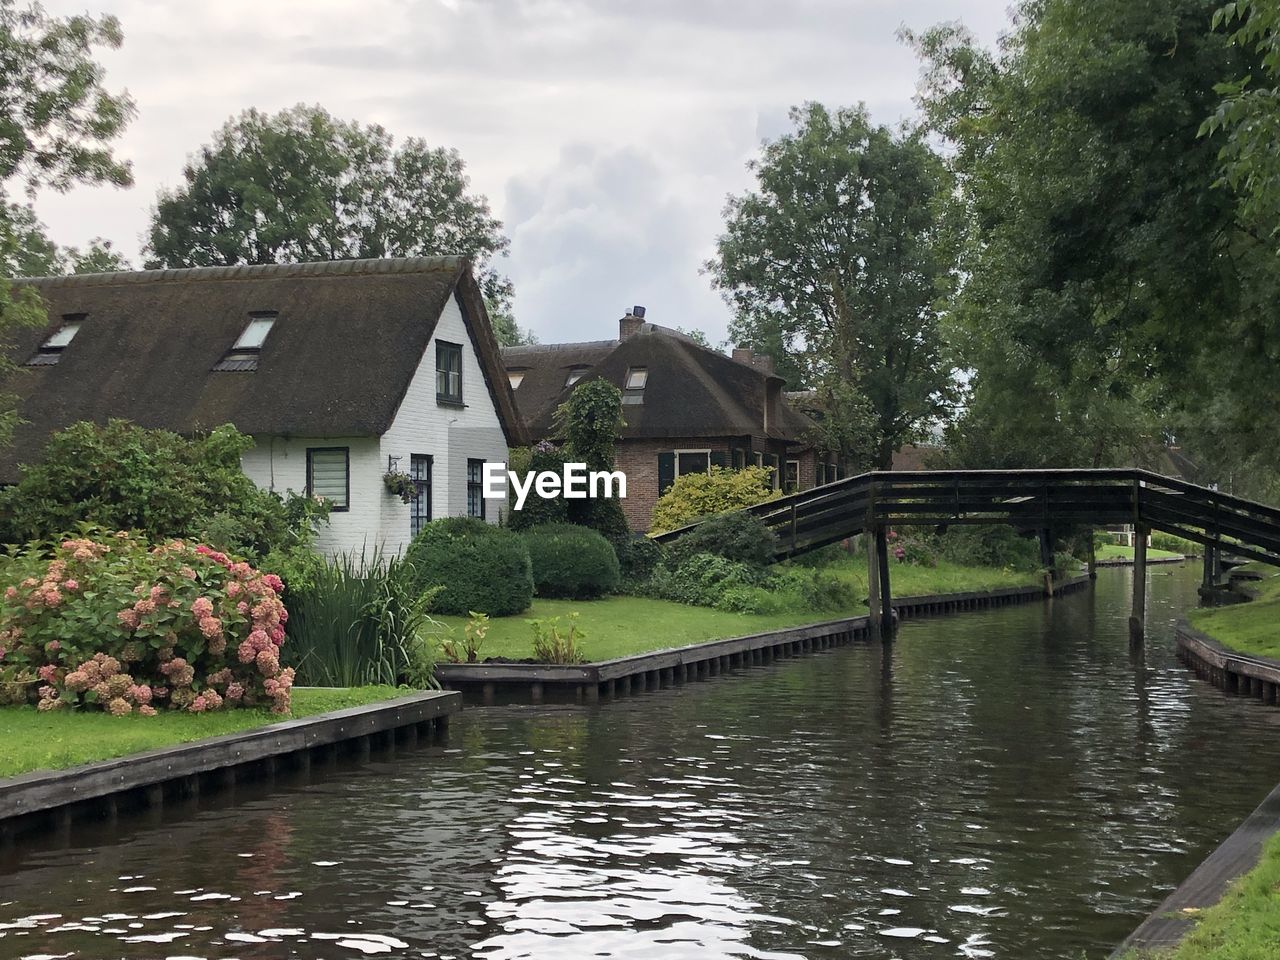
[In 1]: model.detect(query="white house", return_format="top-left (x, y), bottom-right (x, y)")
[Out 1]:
top-left (2, 257), bottom-right (525, 557)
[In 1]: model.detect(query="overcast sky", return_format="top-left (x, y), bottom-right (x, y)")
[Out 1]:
top-left (34, 0), bottom-right (1012, 346)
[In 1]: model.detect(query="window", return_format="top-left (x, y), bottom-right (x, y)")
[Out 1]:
top-left (214, 311), bottom-right (276, 371)
top-left (675, 450), bottom-right (710, 478)
top-left (27, 316), bottom-right (83, 366)
top-left (564, 365), bottom-right (591, 387)
top-left (467, 458), bottom-right (486, 519)
top-left (437, 341), bottom-right (463, 403)
top-left (306, 447), bottom-right (349, 511)
top-left (816, 462), bottom-right (827, 486)
top-left (508, 371), bottom-right (525, 390)
top-left (766, 453), bottom-right (780, 489)
top-left (625, 367), bottom-right (648, 390)
top-left (410, 454), bottom-right (432, 538)
top-left (785, 460), bottom-right (800, 493)
top-left (732, 448), bottom-right (746, 470)
top-left (754, 451), bottom-right (764, 468)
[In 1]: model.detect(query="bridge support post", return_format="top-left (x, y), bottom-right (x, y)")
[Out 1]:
top-left (1130, 525), bottom-right (1148, 644)
top-left (1087, 531), bottom-right (1097, 580)
top-left (1202, 545), bottom-right (1216, 593)
top-left (875, 526), bottom-right (893, 640)
top-left (866, 532), bottom-right (881, 633)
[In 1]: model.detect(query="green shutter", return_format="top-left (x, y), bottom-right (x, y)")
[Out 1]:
top-left (658, 453), bottom-right (676, 495)
top-left (710, 451), bottom-right (729, 469)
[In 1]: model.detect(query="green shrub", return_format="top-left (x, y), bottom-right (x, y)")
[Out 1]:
top-left (651, 465), bottom-right (779, 533)
top-left (506, 445), bottom-right (571, 531)
top-left (522, 523), bottom-right (620, 599)
top-left (1151, 531), bottom-right (1197, 555)
top-left (646, 553), bottom-right (765, 607)
top-left (664, 511), bottom-right (777, 570)
top-left (1093, 529), bottom-right (1119, 548)
top-left (611, 533), bottom-right (664, 583)
top-left (934, 525), bottom-right (1041, 571)
top-left (646, 552), bottom-right (854, 616)
top-left (404, 517), bottom-right (533, 616)
top-left (284, 548), bottom-right (435, 688)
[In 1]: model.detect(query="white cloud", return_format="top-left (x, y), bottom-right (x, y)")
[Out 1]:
top-left (30, 0), bottom-right (1012, 346)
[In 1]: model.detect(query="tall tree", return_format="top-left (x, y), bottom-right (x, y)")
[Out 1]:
top-left (146, 105), bottom-right (525, 344)
top-left (906, 1), bottom-right (1260, 470)
top-left (0, 0), bottom-right (135, 446)
top-left (706, 103), bottom-right (953, 469)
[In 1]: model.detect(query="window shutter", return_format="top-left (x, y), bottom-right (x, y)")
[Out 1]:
top-left (658, 453), bottom-right (676, 495)
top-left (710, 451), bottom-right (729, 469)
top-left (307, 448), bottom-right (349, 509)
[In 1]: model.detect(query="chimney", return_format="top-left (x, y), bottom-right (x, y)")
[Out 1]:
top-left (619, 305), bottom-right (647, 340)
top-left (732, 345), bottom-right (775, 375)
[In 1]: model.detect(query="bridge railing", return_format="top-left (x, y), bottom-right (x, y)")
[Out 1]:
top-left (652, 468), bottom-right (1280, 568)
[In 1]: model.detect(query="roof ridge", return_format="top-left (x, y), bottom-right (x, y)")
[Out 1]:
top-left (17, 256), bottom-right (469, 288)
top-left (501, 339), bottom-right (619, 355)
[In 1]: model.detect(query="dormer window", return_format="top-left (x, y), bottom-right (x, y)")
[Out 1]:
top-left (622, 366), bottom-right (647, 405)
top-left (508, 371), bottom-right (525, 390)
top-left (27, 315), bottom-right (83, 366)
top-left (214, 312), bottom-right (276, 371)
top-left (565, 364), bottom-right (591, 388)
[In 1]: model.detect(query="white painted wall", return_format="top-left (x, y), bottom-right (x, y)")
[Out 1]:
top-left (240, 435), bottom-right (383, 559)
top-left (378, 292), bottom-right (508, 554)
top-left (240, 292), bottom-right (510, 559)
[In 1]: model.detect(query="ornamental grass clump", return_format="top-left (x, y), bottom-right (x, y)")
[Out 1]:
top-left (0, 529), bottom-right (294, 715)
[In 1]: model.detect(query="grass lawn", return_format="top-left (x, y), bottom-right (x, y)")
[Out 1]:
top-left (1188, 563), bottom-right (1280, 659)
top-left (431, 560), bottom-right (1047, 662)
top-left (1122, 832), bottom-right (1280, 959)
top-left (432, 597), bottom-right (827, 662)
top-left (1097, 543), bottom-right (1185, 561)
top-left (823, 558), bottom-right (1044, 597)
top-left (0, 685), bottom-right (408, 779)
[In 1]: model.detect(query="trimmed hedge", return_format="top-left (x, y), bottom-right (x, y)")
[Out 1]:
top-left (403, 517), bottom-right (533, 616)
top-left (611, 533), bottom-right (664, 583)
top-left (522, 523), bottom-right (620, 599)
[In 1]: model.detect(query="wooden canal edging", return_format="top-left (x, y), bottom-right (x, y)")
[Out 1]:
top-left (436, 574), bottom-right (1093, 704)
top-left (0, 689), bottom-right (459, 839)
top-left (1110, 776), bottom-right (1280, 956)
top-left (1175, 621), bottom-right (1280, 705)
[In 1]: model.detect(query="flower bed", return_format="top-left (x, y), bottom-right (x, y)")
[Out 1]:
top-left (0, 531), bottom-right (294, 715)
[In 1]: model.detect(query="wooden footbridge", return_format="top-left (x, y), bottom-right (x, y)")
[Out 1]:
top-left (653, 469), bottom-right (1280, 639)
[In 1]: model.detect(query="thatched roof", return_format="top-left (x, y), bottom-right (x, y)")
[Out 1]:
top-left (0, 257), bottom-right (525, 481)
top-left (503, 323), bottom-right (815, 443)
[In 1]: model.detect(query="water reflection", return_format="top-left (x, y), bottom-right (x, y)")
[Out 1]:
top-left (0, 565), bottom-right (1278, 959)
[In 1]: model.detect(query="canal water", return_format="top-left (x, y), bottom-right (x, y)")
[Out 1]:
top-left (2, 564), bottom-right (1279, 959)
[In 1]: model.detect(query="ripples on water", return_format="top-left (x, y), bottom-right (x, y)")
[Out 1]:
top-left (1, 565), bottom-right (1279, 959)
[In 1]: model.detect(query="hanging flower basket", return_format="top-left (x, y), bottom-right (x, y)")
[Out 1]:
top-left (383, 470), bottom-right (417, 504)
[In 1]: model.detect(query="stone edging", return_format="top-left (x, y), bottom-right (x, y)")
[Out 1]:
top-left (0, 690), bottom-right (460, 834)
top-left (1095, 555), bottom-right (1190, 568)
top-left (436, 574), bottom-right (1093, 704)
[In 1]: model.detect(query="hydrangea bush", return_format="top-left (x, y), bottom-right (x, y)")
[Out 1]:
top-left (0, 530), bottom-right (294, 716)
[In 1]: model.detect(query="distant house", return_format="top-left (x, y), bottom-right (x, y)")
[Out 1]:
top-left (503, 308), bottom-right (835, 531)
top-left (0, 257), bottom-right (525, 556)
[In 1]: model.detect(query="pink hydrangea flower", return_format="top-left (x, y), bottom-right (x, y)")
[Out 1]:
top-left (191, 597), bottom-right (214, 619)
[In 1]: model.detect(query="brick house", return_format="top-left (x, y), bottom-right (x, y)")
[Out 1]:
top-left (502, 309), bottom-right (837, 531)
top-left (0, 257), bottom-right (525, 557)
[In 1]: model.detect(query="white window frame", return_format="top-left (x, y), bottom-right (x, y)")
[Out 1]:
top-left (785, 459), bottom-right (800, 492)
top-left (674, 448), bottom-right (712, 478)
top-left (625, 367), bottom-right (648, 390)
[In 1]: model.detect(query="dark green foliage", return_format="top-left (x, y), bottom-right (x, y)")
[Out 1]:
top-left (403, 516), bottom-right (533, 616)
top-left (506, 445), bottom-right (571, 531)
top-left (555, 378), bottom-right (625, 469)
top-left (522, 523), bottom-right (621, 599)
top-left (145, 104), bottom-right (522, 344)
top-left (573, 496), bottom-right (630, 540)
top-left (283, 548), bottom-right (435, 688)
top-left (610, 533), bottom-right (664, 583)
top-left (1151, 530), bottom-right (1198, 554)
top-left (664, 511), bottom-right (777, 571)
top-left (645, 551), bottom-right (853, 616)
top-left (646, 553), bottom-right (765, 607)
top-left (933, 525), bottom-right (1041, 572)
top-left (0, 420), bottom-right (324, 557)
top-left (707, 102), bottom-right (953, 468)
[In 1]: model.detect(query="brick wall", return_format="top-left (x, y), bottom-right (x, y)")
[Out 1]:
top-left (616, 437), bottom-right (830, 531)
